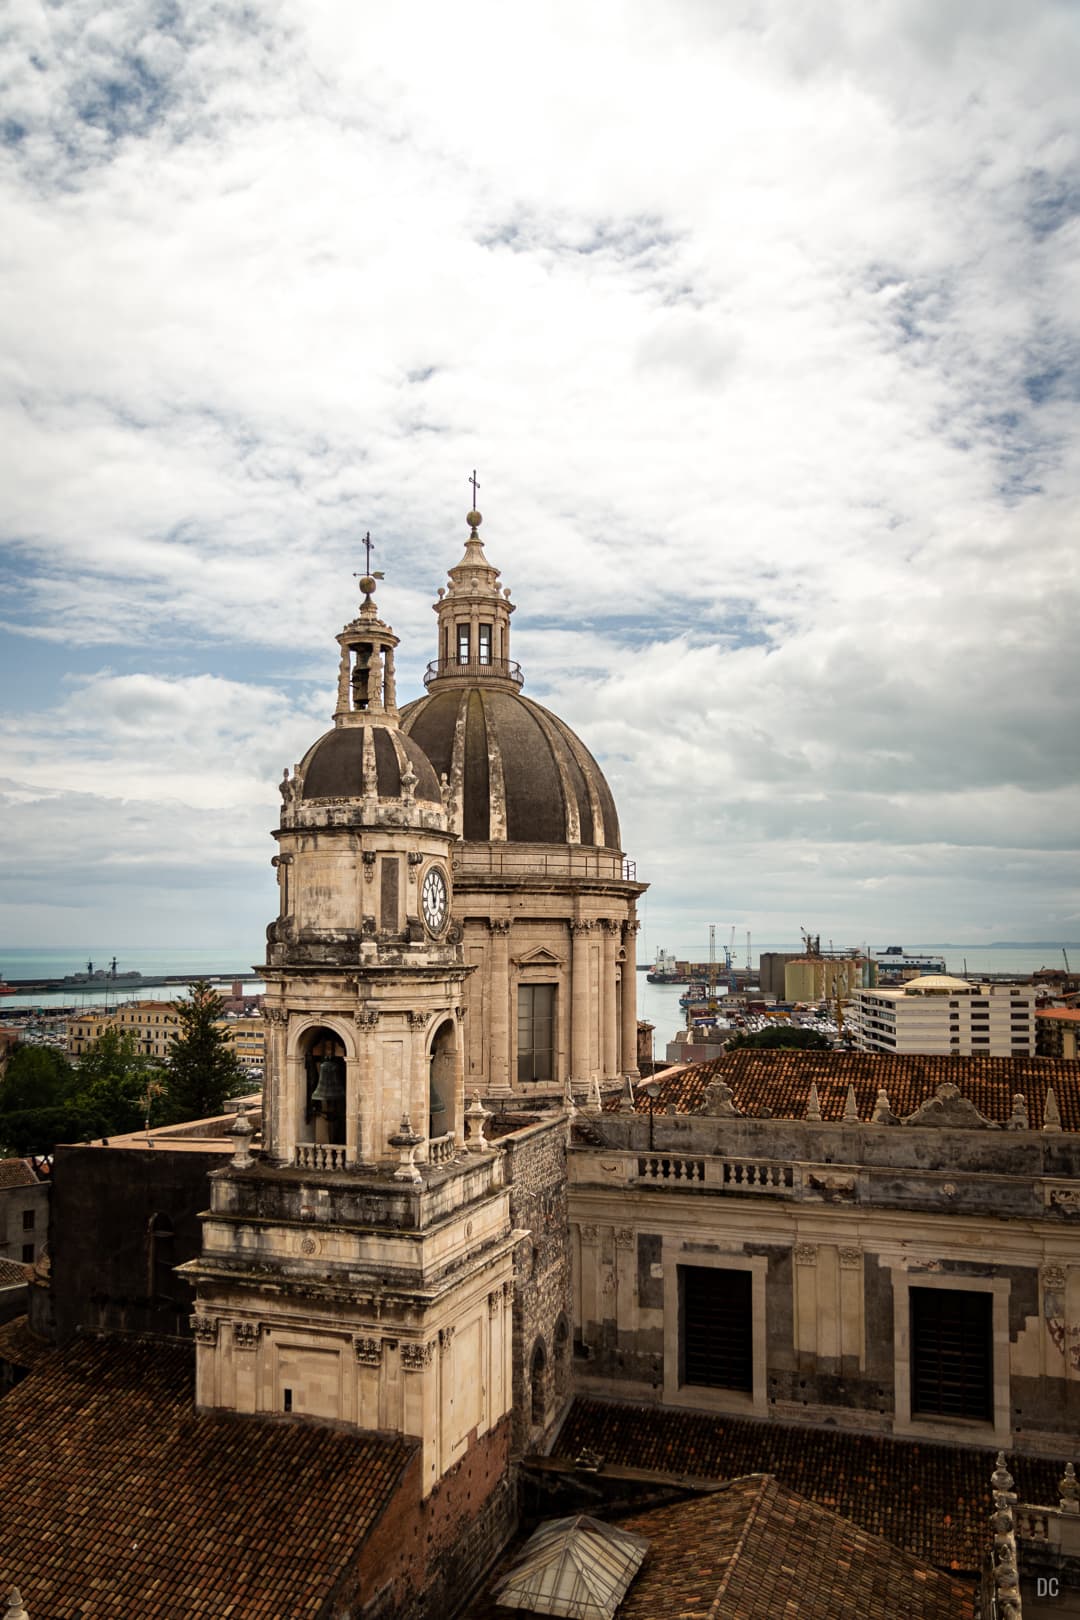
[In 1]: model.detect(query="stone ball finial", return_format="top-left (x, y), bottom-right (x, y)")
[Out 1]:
top-left (992, 1453), bottom-right (1015, 1495)
top-left (466, 510), bottom-right (482, 529)
top-left (358, 574), bottom-right (377, 595)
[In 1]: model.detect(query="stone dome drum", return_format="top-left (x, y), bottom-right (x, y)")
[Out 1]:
top-left (401, 687), bottom-right (619, 847)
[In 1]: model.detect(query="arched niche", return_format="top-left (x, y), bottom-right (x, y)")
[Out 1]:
top-left (428, 1018), bottom-right (458, 1142)
top-left (297, 1024), bottom-right (348, 1146)
top-left (530, 1336), bottom-right (548, 1427)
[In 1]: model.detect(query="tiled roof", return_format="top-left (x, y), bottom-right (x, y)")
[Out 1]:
top-left (0, 1259), bottom-right (31, 1288)
top-left (0, 1158), bottom-right (37, 1188)
top-left (0, 1337), bottom-right (416, 1618)
top-left (1037, 1007), bottom-right (1080, 1023)
top-left (612, 1051), bottom-right (1080, 1130)
top-left (555, 1397), bottom-right (1063, 1574)
top-left (613, 1475), bottom-right (974, 1619)
top-left (0, 1314), bottom-right (51, 1371)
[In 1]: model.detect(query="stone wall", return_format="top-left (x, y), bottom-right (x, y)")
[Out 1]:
top-left (350, 1416), bottom-right (515, 1619)
top-left (500, 1116), bottom-right (574, 1452)
top-left (50, 1142), bottom-right (222, 1344)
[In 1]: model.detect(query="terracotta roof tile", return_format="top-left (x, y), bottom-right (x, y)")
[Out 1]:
top-left (1037, 1008), bottom-right (1080, 1023)
top-left (554, 1397), bottom-right (1062, 1574)
top-left (611, 1051), bottom-right (1080, 1130)
top-left (0, 1337), bottom-right (416, 1618)
top-left (0, 1158), bottom-right (37, 1188)
top-left (0, 1258), bottom-right (31, 1288)
top-left (612, 1476), bottom-right (975, 1619)
top-left (0, 1315), bottom-right (51, 1371)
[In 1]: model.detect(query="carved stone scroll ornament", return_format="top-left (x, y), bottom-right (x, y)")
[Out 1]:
top-left (794, 1243), bottom-right (817, 1266)
top-left (839, 1248), bottom-right (862, 1268)
top-left (401, 1341), bottom-right (435, 1370)
top-left (1047, 1187), bottom-right (1080, 1214)
top-left (701, 1079), bottom-right (741, 1117)
top-left (615, 1227), bottom-right (635, 1249)
top-left (190, 1314), bottom-right (219, 1345)
top-left (903, 1082), bottom-right (997, 1129)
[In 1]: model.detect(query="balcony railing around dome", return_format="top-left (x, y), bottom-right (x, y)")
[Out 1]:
top-left (423, 657), bottom-right (524, 688)
top-left (453, 844), bottom-right (638, 883)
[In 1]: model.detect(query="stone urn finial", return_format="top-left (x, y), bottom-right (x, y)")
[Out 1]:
top-left (464, 1092), bottom-right (491, 1152)
top-left (230, 1102), bottom-right (255, 1169)
top-left (389, 1116), bottom-right (423, 1182)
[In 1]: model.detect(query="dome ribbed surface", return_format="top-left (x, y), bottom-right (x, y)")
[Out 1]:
top-left (299, 725), bottom-right (442, 803)
top-left (400, 688), bottom-right (620, 848)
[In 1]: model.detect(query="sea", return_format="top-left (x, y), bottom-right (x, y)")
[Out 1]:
top-left (1, 941), bottom-right (1074, 1028)
top-left (0, 947), bottom-right (265, 1015)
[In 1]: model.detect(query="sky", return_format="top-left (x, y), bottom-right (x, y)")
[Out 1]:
top-left (2, 0), bottom-right (1079, 961)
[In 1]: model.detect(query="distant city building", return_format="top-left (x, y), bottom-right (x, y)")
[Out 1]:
top-left (0, 1160), bottom-right (47, 1282)
top-left (67, 1001), bottom-right (265, 1068)
top-left (849, 975), bottom-right (1035, 1055)
top-left (783, 955), bottom-right (869, 1003)
top-left (1037, 1007), bottom-right (1080, 1060)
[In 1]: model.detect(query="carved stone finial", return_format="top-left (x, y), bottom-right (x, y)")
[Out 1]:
top-left (563, 1077), bottom-right (578, 1120)
top-left (5, 1590), bottom-right (29, 1620)
top-left (1044, 1085), bottom-right (1062, 1133)
top-left (389, 1115), bottom-right (423, 1181)
top-left (1061, 1461), bottom-right (1080, 1513)
top-left (992, 1452), bottom-right (1016, 1496)
top-left (1007, 1093), bottom-right (1029, 1130)
top-left (872, 1088), bottom-right (898, 1125)
top-left (617, 1074), bottom-right (636, 1113)
top-left (702, 1077), bottom-right (741, 1117)
top-left (230, 1102), bottom-right (256, 1169)
top-left (842, 1083), bottom-right (859, 1123)
top-left (805, 1080), bottom-right (822, 1122)
top-left (464, 1091), bottom-right (490, 1153)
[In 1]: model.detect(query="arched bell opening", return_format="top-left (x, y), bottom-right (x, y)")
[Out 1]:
top-left (428, 1018), bottom-right (457, 1143)
top-left (301, 1026), bottom-right (347, 1146)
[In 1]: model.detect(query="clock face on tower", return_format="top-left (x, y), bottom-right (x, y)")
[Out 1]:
top-left (421, 864), bottom-right (448, 933)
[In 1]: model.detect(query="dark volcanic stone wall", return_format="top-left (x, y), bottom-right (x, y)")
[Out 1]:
top-left (500, 1117), bottom-right (573, 1452)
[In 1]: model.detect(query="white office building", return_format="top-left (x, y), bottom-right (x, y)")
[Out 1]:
top-left (849, 974), bottom-right (1036, 1056)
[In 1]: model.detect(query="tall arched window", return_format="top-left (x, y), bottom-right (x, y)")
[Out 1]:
top-left (530, 1338), bottom-right (547, 1426)
top-left (147, 1212), bottom-right (175, 1304)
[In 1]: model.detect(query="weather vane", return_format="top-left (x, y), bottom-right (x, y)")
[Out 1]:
top-left (354, 531), bottom-right (384, 593)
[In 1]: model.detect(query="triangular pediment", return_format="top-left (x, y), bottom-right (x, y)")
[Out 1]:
top-left (514, 945), bottom-right (565, 968)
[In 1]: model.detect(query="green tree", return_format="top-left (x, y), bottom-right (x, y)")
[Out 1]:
top-left (726, 1025), bottom-right (832, 1052)
top-left (0, 1044), bottom-right (90, 1156)
top-left (163, 980), bottom-right (244, 1124)
top-left (77, 1027), bottom-right (165, 1138)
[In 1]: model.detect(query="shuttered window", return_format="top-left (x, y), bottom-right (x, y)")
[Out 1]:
top-left (517, 984), bottom-right (555, 1082)
top-left (681, 1266), bottom-right (753, 1392)
top-left (910, 1287), bottom-right (992, 1422)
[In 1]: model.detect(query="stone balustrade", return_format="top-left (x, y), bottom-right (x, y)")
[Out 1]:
top-left (295, 1142), bottom-right (349, 1172)
top-left (427, 1133), bottom-right (457, 1166)
top-left (634, 1153), bottom-right (796, 1192)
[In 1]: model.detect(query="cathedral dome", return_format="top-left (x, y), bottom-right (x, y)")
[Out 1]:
top-left (400, 687), bottom-right (620, 847)
top-left (401, 509), bottom-right (621, 849)
top-left (299, 724), bottom-right (441, 805)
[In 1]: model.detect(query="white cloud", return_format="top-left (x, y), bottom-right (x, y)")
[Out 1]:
top-left (1, 0), bottom-right (1079, 949)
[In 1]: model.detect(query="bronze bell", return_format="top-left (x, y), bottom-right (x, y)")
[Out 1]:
top-left (311, 1054), bottom-right (345, 1107)
top-left (428, 1075), bottom-right (447, 1120)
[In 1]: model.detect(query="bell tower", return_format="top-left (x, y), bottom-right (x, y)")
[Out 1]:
top-left (183, 567), bottom-right (518, 1493)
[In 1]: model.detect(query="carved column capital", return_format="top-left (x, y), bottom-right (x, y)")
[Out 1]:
top-left (439, 1325), bottom-right (456, 1356)
top-left (353, 1336), bottom-right (383, 1366)
top-left (570, 921), bottom-right (594, 936)
top-left (190, 1314), bottom-right (219, 1345)
top-left (794, 1243), bottom-right (818, 1266)
top-left (490, 918), bottom-right (512, 935)
top-left (232, 1321), bottom-right (260, 1351)
top-left (401, 1340), bottom-right (435, 1370)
